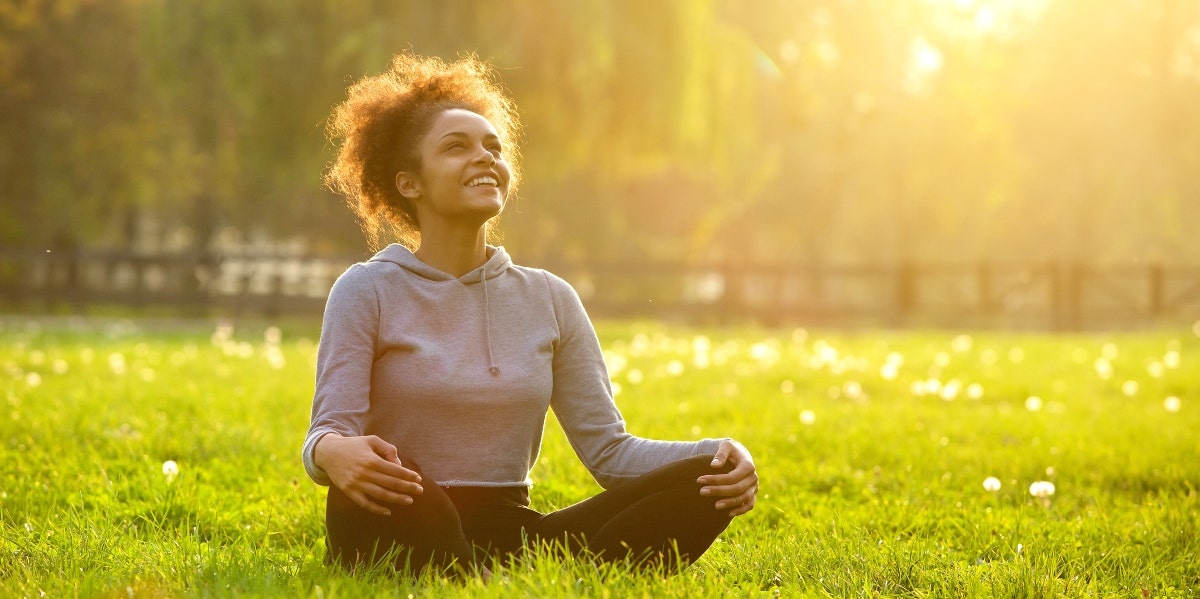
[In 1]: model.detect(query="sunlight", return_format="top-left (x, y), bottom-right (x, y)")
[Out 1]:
top-left (922, 0), bottom-right (1049, 39)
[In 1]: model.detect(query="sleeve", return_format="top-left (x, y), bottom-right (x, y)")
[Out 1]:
top-left (543, 272), bottom-right (726, 489)
top-left (301, 264), bottom-right (380, 485)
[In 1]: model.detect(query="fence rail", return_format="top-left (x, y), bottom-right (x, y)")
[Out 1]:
top-left (2, 248), bottom-right (1198, 329)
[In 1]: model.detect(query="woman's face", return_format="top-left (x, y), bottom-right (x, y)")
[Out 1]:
top-left (399, 108), bottom-right (511, 229)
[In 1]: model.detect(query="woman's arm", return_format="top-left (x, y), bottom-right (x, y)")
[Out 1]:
top-left (543, 272), bottom-right (728, 486)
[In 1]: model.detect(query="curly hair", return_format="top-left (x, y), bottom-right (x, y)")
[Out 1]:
top-left (323, 53), bottom-right (522, 251)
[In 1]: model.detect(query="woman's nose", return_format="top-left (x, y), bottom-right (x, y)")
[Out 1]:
top-left (474, 146), bottom-right (496, 165)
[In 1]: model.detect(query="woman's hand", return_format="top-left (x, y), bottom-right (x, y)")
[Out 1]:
top-left (313, 433), bottom-right (424, 516)
top-left (697, 439), bottom-right (758, 517)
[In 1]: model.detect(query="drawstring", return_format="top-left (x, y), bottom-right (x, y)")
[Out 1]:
top-left (481, 268), bottom-right (500, 376)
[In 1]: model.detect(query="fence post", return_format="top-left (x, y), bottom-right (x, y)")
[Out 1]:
top-left (1149, 263), bottom-right (1164, 318)
top-left (894, 262), bottom-right (915, 327)
top-left (978, 261), bottom-right (993, 315)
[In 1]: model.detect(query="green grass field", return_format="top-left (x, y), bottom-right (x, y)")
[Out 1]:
top-left (1, 316), bottom-right (1197, 598)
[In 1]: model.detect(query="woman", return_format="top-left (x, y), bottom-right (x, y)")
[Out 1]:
top-left (303, 53), bottom-right (758, 577)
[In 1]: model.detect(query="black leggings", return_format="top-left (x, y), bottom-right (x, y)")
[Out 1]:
top-left (325, 455), bottom-right (734, 575)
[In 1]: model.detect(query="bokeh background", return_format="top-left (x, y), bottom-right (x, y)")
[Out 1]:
top-left (2, 0), bottom-right (1199, 326)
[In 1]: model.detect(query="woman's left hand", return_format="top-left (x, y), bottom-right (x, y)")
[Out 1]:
top-left (697, 439), bottom-right (758, 517)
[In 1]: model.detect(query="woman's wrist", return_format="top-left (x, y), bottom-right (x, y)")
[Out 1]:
top-left (312, 432), bottom-right (343, 471)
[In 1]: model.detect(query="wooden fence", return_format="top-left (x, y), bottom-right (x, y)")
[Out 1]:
top-left (2, 248), bottom-right (1198, 329)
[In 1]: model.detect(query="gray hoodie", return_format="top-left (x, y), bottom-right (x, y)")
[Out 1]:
top-left (303, 244), bottom-right (723, 489)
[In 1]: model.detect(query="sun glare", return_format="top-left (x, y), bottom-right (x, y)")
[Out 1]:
top-left (923, 0), bottom-right (1049, 39)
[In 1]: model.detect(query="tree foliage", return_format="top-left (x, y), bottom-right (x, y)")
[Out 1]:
top-left (2, 0), bottom-right (1198, 264)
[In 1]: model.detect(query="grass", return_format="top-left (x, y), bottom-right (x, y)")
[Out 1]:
top-left (1, 315), bottom-right (1197, 597)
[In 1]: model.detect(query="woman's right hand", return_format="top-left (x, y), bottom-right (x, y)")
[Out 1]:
top-left (313, 433), bottom-right (424, 516)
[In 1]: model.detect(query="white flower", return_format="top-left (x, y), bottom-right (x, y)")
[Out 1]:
top-left (1028, 480), bottom-right (1055, 498)
top-left (1164, 396), bottom-right (1182, 413)
top-left (966, 383), bottom-right (984, 400)
top-left (1121, 380), bottom-right (1139, 397)
top-left (799, 410), bottom-right (816, 425)
top-left (626, 369), bottom-right (644, 385)
top-left (162, 460), bottom-right (179, 482)
top-left (983, 477), bottom-right (1002, 492)
top-left (880, 362), bottom-right (900, 381)
top-left (1163, 351), bottom-right (1180, 369)
top-left (1025, 396), bottom-right (1043, 412)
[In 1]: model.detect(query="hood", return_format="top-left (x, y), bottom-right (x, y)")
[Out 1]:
top-left (368, 244), bottom-right (512, 284)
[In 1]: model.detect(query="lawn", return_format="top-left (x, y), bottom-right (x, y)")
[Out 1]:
top-left (1, 316), bottom-right (1197, 597)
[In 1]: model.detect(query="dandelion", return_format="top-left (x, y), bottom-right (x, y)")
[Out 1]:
top-left (779, 379), bottom-right (794, 394)
top-left (951, 334), bottom-right (973, 353)
top-left (799, 410), bottom-right (816, 425)
top-left (51, 359), bottom-right (68, 374)
top-left (665, 360), bottom-right (685, 376)
top-left (934, 352), bottom-right (951, 368)
top-left (843, 380), bottom-right (864, 400)
top-left (1025, 396), bottom-right (1043, 412)
top-left (1147, 362), bottom-right (1165, 378)
top-left (1164, 396), bottom-right (1182, 413)
top-left (108, 353), bottom-right (127, 376)
top-left (211, 323), bottom-right (234, 347)
top-left (924, 378), bottom-right (943, 396)
top-left (880, 362), bottom-right (900, 381)
top-left (1029, 481), bottom-right (1055, 498)
top-left (966, 383), bottom-right (984, 400)
top-left (24, 372), bottom-right (42, 388)
top-left (983, 477), bottom-right (1002, 492)
top-left (1093, 358), bottom-right (1113, 380)
top-left (626, 369), bottom-right (644, 385)
top-left (940, 379), bottom-right (961, 401)
top-left (162, 460), bottom-right (179, 482)
top-left (1163, 350), bottom-right (1180, 369)
top-left (1121, 380), bottom-right (1139, 397)
top-left (1007, 347), bottom-right (1025, 363)
top-left (264, 326), bottom-right (283, 345)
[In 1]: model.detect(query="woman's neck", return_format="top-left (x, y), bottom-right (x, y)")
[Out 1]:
top-left (413, 226), bottom-right (489, 278)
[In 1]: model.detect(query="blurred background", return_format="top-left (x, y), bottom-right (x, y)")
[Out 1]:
top-left (2, 0), bottom-right (1199, 328)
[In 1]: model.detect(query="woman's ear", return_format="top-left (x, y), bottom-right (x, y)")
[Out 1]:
top-left (395, 171), bottom-right (421, 200)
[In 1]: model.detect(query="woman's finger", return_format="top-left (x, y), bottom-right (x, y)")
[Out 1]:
top-left (700, 472), bottom-right (758, 498)
top-left (347, 487), bottom-right (394, 516)
top-left (366, 469), bottom-right (424, 496)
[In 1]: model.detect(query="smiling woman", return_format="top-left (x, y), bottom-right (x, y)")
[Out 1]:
top-left (306, 53), bottom-right (759, 580)
top-left (323, 54), bottom-right (523, 253)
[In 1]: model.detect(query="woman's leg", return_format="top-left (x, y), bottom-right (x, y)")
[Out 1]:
top-left (527, 454), bottom-right (734, 572)
top-left (324, 462), bottom-right (478, 576)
